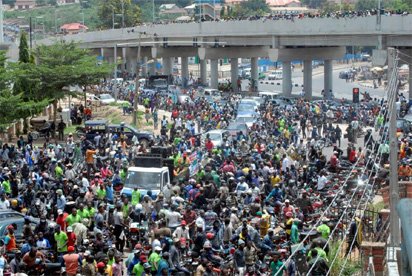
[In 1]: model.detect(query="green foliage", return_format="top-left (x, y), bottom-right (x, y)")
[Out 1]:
top-left (226, 0), bottom-right (270, 17)
top-left (0, 51), bottom-right (47, 128)
top-left (18, 32), bottom-right (30, 64)
top-left (97, 0), bottom-right (141, 28)
top-left (16, 41), bottom-right (111, 123)
top-left (5, 3), bottom-right (101, 33)
top-left (301, 0), bottom-right (326, 9)
top-left (36, 0), bottom-right (47, 6)
top-left (355, 0), bottom-right (378, 10)
top-left (327, 241), bottom-right (362, 276)
top-left (387, 0), bottom-right (412, 11)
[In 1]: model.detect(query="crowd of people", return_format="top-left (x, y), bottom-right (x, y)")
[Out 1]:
top-left (132, 8), bottom-right (410, 26)
top-left (0, 76), bottom-right (400, 276)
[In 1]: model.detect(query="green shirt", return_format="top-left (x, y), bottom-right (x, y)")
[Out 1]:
top-left (55, 166), bottom-right (64, 178)
top-left (316, 224), bottom-right (330, 240)
top-left (308, 247), bottom-right (328, 262)
top-left (66, 214), bottom-right (82, 226)
top-left (87, 207), bottom-right (95, 218)
top-left (77, 209), bottom-right (90, 219)
top-left (97, 188), bottom-right (106, 200)
top-left (132, 263), bottom-right (144, 276)
top-left (2, 180), bottom-right (10, 194)
top-left (54, 231), bottom-right (68, 253)
top-left (270, 260), bottom-right (285, 276)
top-left (132, 190), bottom-right (141, 206)
top-left (148, 252), bottom-right (160, 271)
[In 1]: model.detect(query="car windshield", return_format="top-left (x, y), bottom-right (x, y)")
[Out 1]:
top-left (228, 123), bottom-right (246, 130)
top-left (236, 117), bottom-right (254, 123)
top-left (100, 94), bottom-right (112, 100)
top-left (207, 133), bottom-right (221, 140)
top-left (125, 171), bottom-right (161, 190)
top-left (238, 104), bottom-right (255, 112)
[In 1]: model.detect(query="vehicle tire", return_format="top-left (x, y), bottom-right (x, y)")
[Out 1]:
top-left (31, 132), bottom-right (39, 140)
top-left (140, 138), bottom-right (149, 148)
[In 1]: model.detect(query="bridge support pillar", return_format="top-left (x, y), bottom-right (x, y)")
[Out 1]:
top-left (128, 59), bottom-right (137, 76)
top-left (121, 48), bottom-right (127, 72)
top-left (324, 59), bottom-right (333, 99)
top-left (142, 57), bottom-right (148, 77)
top-left (282, 61), bottom-right (292, 97)
top-left (251, 57), bottom-right (258, 92)
top-left (210, 59), bottom-right (219, 89)
top-left (163, 57), bottom-right (173, 76)
top-left (303, 60), bottom-right (313, 100)
top-left (149, 58), bottom-right (157, 76)
top-left (200, 60), bottom-right (207, 85)
top-left (100, 48), bottom-right (105, 61)
top-left (231, 58), bottom-right (239, 92)
top-left (409, 61), bottom-right (412, 100)
top-left (181, 57), bottom-right (189, 88)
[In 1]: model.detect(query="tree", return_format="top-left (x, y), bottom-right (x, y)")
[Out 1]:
top-left (18, 32), bottom-right (30, 64)
top-left (301, 0), bottom-right (327, 9)
top-left (240, 0), bottom-right (270, 13)
top-left (0, 51), bottom-right (46, 129)
top-left (98, 0), bottom-right (141, 28)
top-left (21, 41), bottom-right (112, 125)
top-left (355, 0), bottom-right (378, 10)
top-left (36, 0), bottom-right (47, 6)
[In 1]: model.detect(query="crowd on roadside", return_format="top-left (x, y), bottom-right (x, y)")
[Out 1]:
top-left (0, 75), bottom-right (405, 276)
top-left (133, 8), bottom-right (410, 26)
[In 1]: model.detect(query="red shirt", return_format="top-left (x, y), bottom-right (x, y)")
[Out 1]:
top-left (330, 155), bottom-right (338, 168)
top-left (67, 232), bottom-right (77, 247)
top-left (205, 141), bottom-right (214, 151)
top-left (56, 213), bottom-right (68, 232)
top-left (349, 150), bottom-right (357, 163)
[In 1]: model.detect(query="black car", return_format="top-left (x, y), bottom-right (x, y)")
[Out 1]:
top-left (77, 120), bottom-right (154, 147)
top-left (108, 124), bottom-right (154, 146)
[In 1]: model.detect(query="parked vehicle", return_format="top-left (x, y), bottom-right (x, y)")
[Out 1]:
top-left (202, 130), bottom-right (232, 148)
top-left (227, 122), bottom-right (249, 137)
top-left (76, 120), bottom-right (154, 146)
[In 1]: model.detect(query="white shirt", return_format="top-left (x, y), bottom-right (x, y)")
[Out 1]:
top-left (0, 200), bottom-right (10, 210)
top-left (282, 157), bottom-right (290, 172)
top-left (317, 175), bottom-right (328, 191)
top-left (166, 211), bottom-right (182, 228)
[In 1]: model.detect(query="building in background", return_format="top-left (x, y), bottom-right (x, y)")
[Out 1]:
top-left (15, 0), bottom-right (36, 10)
top-left (60, 23), bottom-right (88, 34)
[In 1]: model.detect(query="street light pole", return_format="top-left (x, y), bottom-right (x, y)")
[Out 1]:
top-left (0, 0), bottom-right (4, 44)
top-left (121, 0), bottom-right (125, 28)
top-left (133, 33), bottom-right (144, 126)
top-left (152, 0), bottom-right (155, 23)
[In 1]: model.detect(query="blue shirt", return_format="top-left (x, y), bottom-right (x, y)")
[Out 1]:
top-left (157, 259), bottom-right (169, 276)
top-left (106, 186), bottom-right (114, 202)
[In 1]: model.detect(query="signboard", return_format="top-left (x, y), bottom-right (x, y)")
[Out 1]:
top-left (189, 151), bottom-right (202, 176)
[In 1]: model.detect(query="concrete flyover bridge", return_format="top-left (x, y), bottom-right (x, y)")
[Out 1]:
top-left (40, 15), bottom-right (412, 98)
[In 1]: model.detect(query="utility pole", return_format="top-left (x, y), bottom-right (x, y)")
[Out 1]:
top-left (29, 17), bottom-right (33, 49)
top-left (152, 0), bottom-right (155, 23)
top-left (133, 32), bottom-right (145, 126)
top-left (0, 0), bottom-right (4, 44)
top-left (121, 0), bottom-right (125, 28)
top-left (114, 44), bottom-right (118, 103)
top-left (388, 47), bottom-right (400, 247)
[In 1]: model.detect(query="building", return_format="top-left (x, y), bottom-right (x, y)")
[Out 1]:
top-left (15, 0), bottom-right (36, 10)
top-left (159, 4), bottom-right (188, 16)
top-left (57, 0), bottom-right (79, 5)
top-left (60, 23), bottom-right (88, 34)
top-left (266, 0), bottom-right (302, 8)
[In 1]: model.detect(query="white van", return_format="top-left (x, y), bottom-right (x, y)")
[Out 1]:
top-left (258, 91), bottom-right (281, 100)
top-left (267, 70), bottom-right (282, 80)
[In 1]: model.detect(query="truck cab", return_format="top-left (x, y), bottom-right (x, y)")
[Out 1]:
top-left (121, 166), bottom-right (170, 198)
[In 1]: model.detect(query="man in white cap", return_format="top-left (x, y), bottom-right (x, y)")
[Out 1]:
top-left (234, 239), bottom-right (246, 275)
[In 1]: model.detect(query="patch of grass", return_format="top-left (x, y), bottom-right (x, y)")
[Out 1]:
top-left (328, 241), bottom-right (362, 276)
top-left (107, 112), bottom-right (123, 125)
top-left (64, 125), bottom-right (77, 135)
